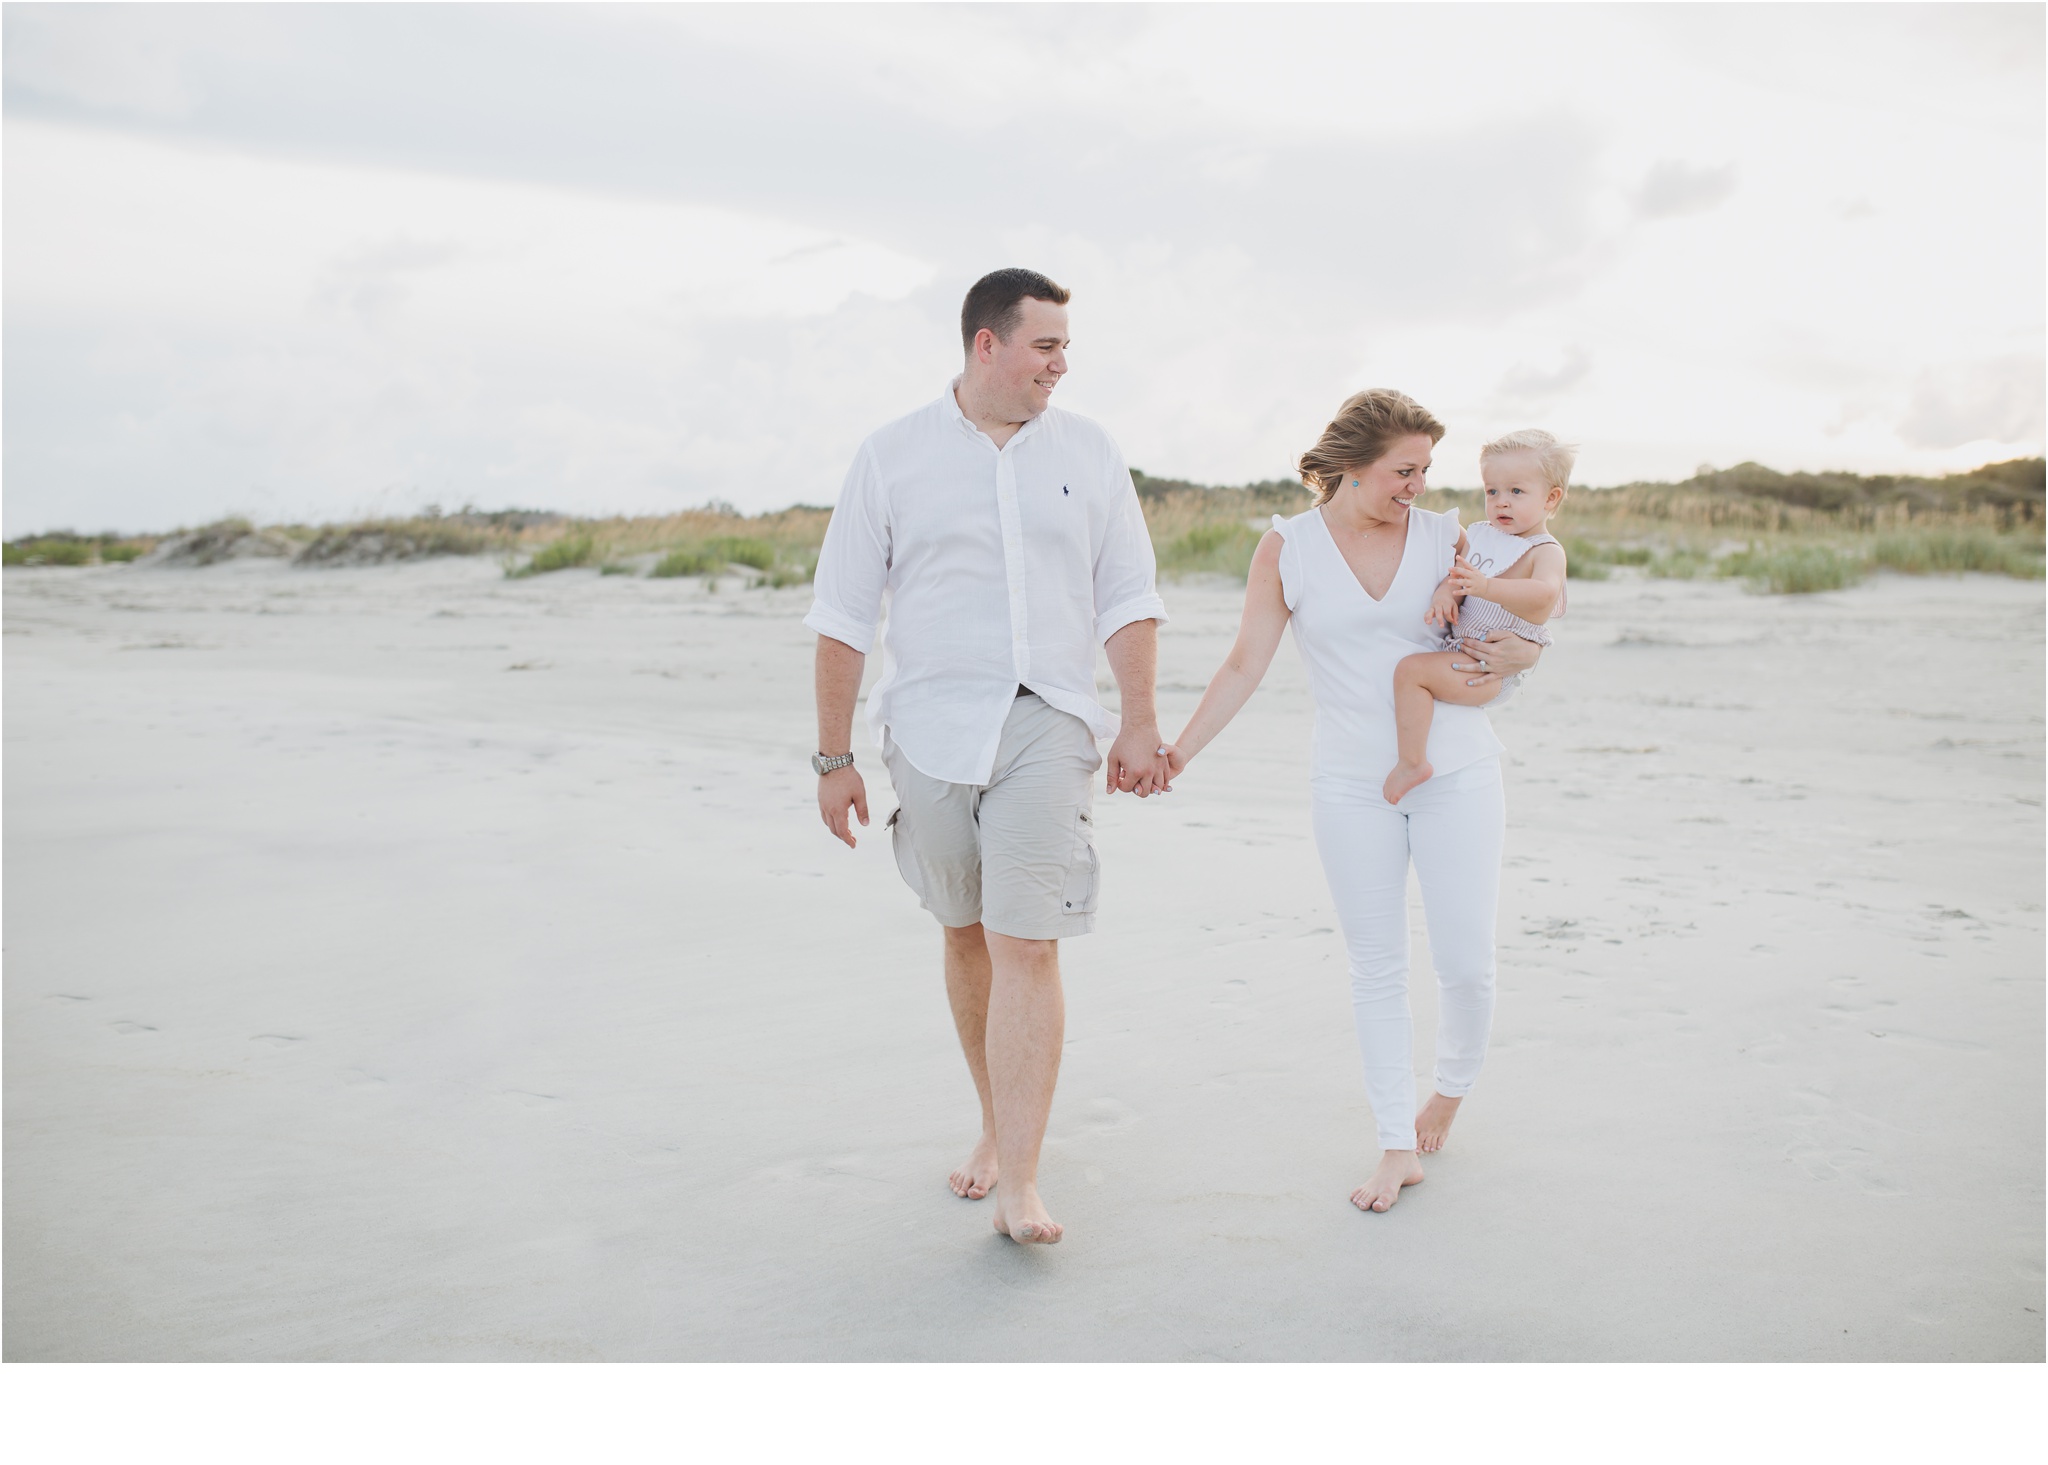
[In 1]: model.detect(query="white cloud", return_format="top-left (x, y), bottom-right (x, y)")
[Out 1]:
top-left (1899, 358), bottom-right (2048, 451)
top-left (1631, 161), bottom-right (1738, 220)
top-left (1, 5), bottom-right (2042, 533)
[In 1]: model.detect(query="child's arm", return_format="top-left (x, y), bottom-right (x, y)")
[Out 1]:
top-left (1425, 576), bottom-right (1462, 629)
top-left (1446, 542), bottom-right (1567, 624)
top-left (1425, 526), bottom-right (1472, 629)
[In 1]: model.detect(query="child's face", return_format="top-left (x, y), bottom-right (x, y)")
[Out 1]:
top-left (1480, 453), bottom-right (1564, 534)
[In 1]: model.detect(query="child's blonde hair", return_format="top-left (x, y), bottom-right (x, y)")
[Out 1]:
top-left (1481, 429), bottom-right (1577, 494)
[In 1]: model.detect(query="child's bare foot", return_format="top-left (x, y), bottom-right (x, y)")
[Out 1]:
top-left (1350, 1150), bottom-right (1424, 1213)
top-left (948, 1133), bottom-right (999, 1199)
top-left (992, 1183), bottom-right (1062, 1244)
top-left (1383, 759), bottom-right (1433, 805)
top-left (1415, 1092), bottom-right (1463, 1153)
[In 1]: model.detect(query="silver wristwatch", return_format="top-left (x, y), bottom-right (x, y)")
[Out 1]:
top-left (811, 751), bottom-right (855, 775)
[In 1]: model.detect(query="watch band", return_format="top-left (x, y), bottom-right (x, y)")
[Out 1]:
top-left (812, 751), bottom-right (855, 776)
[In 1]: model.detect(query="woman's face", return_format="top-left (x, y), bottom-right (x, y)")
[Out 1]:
top-left (1341, 433), bottom-right (1435, 519)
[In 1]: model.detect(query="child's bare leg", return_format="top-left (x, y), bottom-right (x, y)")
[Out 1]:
top-left (1384, 652), bottom-right (1501, 805)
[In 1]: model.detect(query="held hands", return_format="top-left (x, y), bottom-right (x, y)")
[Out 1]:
top-left (1107, 723), bottom-right (1173, 797)
top-left (818, 764), bottom-right (869, 848)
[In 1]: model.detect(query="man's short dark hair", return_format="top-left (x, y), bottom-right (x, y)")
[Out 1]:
top-left (960, 268), bottom-right (1071, 354)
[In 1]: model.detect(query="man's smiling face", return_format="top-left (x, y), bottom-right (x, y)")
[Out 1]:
top-left (979, 297), bottom-right (1069, 421)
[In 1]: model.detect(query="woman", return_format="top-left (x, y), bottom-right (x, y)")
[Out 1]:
top-left (1161, 389), bottom-right (1542, 1212)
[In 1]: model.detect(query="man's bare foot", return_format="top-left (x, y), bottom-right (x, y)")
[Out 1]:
top-left (948, 1133), bottom-right (999, 1200)
top-left (992, 1184), bottom-right (1063, 1244)
top-left (1415, 1092), bottom-right (1463, 1153)
top-left (1350, 1149), bottom-right (1424, 1213)
top-left (1382, 759), bottom-right (1433, 805)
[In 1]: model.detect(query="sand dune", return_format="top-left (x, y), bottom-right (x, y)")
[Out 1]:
top-left (3, 559), bottom-right (2041, 1360)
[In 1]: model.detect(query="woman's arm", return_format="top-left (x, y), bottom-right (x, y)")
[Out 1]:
top-left (1162, 531), bottom-right (1291, 772)
top-left (1452, 630), bottom-right (1542, 689)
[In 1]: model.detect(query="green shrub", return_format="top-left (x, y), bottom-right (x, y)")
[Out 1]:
top-left (4, 537), bottom-right (94, 566)
top-left (1, 543), bottom-right (25, 566)
top-left (1870, 530), bottom-right (2045, 579)
top-left (508, 535), bottom-right (596, 578)
top-left (1156, 521), bottom-right (1264, 579)
top-left (651, 549), bottom-right (721, 578)
top-left (297, 520), bottom-right (491, 565)
top-left (1647, 550), bottom-right (1712, 580)
top-left (703, 536), bottom-right (776, 571)
top-left (1556, 535), bottom-right (1645, 573)
top-left (101, 543), bottom-right (145, 563)
top-left (758, 562), bottom-right (813, 589)
top-left (1723, 544), bottom-right (1866, 594)
top-left (598, 562), bottom-right (635, 576)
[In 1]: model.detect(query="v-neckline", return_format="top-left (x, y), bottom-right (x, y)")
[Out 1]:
top-left (1315, 505), bottom-right (1415, 605)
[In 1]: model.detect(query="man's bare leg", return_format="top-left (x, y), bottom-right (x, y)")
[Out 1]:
top-left (983, 931), bottom-right (1065, 1243)
top-left (1415, 1091), bottom-right (1463, 1153)
top-left (1351, 1149), bottom-right (1425, 1213)
top-left (941, 923), bottom-right (999, 1199)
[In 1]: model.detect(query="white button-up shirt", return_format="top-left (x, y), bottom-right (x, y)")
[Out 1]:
top-left (804, 382), bottom-right (1168, 785)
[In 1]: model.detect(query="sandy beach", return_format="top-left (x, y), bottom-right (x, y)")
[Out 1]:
top-left (3, 558), bottom-right (2041, 1361)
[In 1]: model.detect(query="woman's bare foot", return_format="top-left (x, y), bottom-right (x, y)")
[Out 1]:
top-left (1350, 1149), bottom-right (1425, 1213)
top-left (1415, 1092), bottom-right (1463, 1153)
top-left (948, 1133), bottom-right (999, 1199)
top-left (992, 1183), bottom-right (1062, 1244)
top-left (1382, 759), bottom-right (1433, 805)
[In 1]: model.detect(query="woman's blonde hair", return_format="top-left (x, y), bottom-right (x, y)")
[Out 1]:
top-left (1480, 428), bottom-right (1577, 494)
top-left (1298, 389), bottom-right (1446, 507)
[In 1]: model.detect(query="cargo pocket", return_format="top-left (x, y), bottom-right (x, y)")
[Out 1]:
top-left (887, 807), bottom-right (928, 906)
top-left (1061, 809), bottom-right (1100, 916)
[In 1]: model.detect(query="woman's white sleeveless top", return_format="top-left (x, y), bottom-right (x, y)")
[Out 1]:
top-left (1272, 505), bottom-right (1504, 784)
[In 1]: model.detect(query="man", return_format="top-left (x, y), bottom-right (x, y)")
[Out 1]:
top-left (806, 267), bottom-right (1169, 1245)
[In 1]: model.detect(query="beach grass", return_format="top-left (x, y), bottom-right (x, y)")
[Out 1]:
top-left (1138, 459), bottom-right (2043, 594)
top-left (12, 458), bottom-right (2040, 596)
top-left (650, 549), bottom-right (722, 578)
top-left (1155, 521), bottom-right (1268, 579)
top-left (1869, 528), bottom-right (2045, 578)
top-left (1721, 543), bottom-right (1867, 594)
top-left (3, 532), bottom-right (158, 566)
top-left (507, 534), bottom-right (596, 578)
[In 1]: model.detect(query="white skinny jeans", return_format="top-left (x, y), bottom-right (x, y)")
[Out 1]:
top-left (1310, 756), bottom-right (1504, 1153)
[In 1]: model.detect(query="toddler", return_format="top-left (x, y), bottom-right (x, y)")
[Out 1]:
top-left (1383, 430), bottom-right (1573, 805)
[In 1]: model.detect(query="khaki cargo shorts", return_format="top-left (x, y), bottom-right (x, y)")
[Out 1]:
top-left (882, 693), bottom-right (1105, 941)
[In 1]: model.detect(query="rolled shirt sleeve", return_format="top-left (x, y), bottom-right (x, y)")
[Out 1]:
top-left (803, 443), bottom-right (890, 655)
top-left (1092, 441), bottom-right (1169, 645)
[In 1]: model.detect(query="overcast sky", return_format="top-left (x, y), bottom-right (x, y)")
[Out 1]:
top-left (4, 2), bottom-right (2042, 534)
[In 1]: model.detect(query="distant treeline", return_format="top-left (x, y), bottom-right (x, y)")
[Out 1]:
top-left (7, 458), bottom-right (2041, 585)
top-left (1134, 457), bottom-right (2044, 523)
